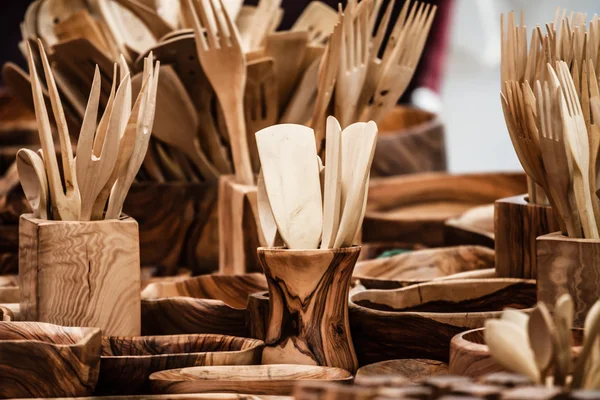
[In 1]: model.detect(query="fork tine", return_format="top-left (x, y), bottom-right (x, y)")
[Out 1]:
top-left (535, 80), bottom-right (546, 139)
top-left (196, 0), bottom-right (219, 49)
top-left (361, 5), bottom-right (369, 64)
top-left (347, 8), bottom-right (355, 68)
top-left (217, 0), bottom-right (243, 51)
top-left (188, 0), bottom-right (210, 51)
top-left (208, 0), bottom-right (230, 48)
top-left (76, 67), bottom-right (101, 169)
top-left (372, 0), bottom-right (395, 56)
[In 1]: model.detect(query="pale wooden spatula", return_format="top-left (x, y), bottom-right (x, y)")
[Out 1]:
top-left (37, 0), bottom-right (87, 48)
top-left (256, 169), bottom-right (278, 247)
top-left (17, 149), bottom-right (49, 219)
top-left (256, 124), bottom-right (323, 249)
top-left (320, 116), bottom-right (342, 249)
top-left (291, 1), bottom-right (338, 46)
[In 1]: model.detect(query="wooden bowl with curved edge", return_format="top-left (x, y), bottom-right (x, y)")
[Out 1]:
top-left (373, 105), bottom-right (446, 176)
top-left (349, 278), bottom-right (536, 366)
top-left (353, 245), bottom-right (495, 290)
top-left (444, 204), bottom-right (495, 248)
top-left (0, 321), bottom-right (101, 398)
top-left (363, 172), bottom-right (527, 247)
top-left (150, 364), bottom-right (354, 396)
top-left (449, 327), bottom-right (584, 378)
top-left (356, 359), bottom-right (448, 383)
top-left (141, 273), bottom-right (267, 336)
top-left (96, 334), bottom-right (264, 395)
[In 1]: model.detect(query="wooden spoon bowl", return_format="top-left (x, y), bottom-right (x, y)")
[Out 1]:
top-left (96, 334), bottom-right (264, 395)
top-left (0, 321), bottom-right (101, 398)
top-left (150, 364), bottom-right (353, 396)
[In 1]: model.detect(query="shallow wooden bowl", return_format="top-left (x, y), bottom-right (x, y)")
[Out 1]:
top-left (356, 359), bottom-right (448, 383)
top-left (353, 245), bottom-right (495, 289)
top-left (150, 364), bottom-right (354, 396)
top-left (349, 278), bottom-right (536, 366)
top-left (97, 334), bottom-right (264, 395)
top-left (141, 273), bottom-right (267, 336)
top-left (0, 321), bottom-right (101, 398)
top-left (449, 327), bottom-right (584, 378)
top-left (444, 204), bottom-right (495, 248)
top-left (363, 172), bottom-right (526, 246)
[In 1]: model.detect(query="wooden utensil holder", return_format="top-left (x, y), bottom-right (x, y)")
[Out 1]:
top-left (257, 246), bottom-right (360, 374)
top-left (537, 232), bottom-right (600, 327)
top-left (219, 175), bottom-right (263, 274)
top-left (19, 214), bottom-right (141, 336)
top-left (495, 195), bottom-right (560, 279)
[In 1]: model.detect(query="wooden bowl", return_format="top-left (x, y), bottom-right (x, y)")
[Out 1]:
top-left (141, 273), bottom-right (267, 336)
top-left (150, 364), bottom-right (354, 396)
top-left (363, 172), bottom-right (527, 246)
top-left (373, 106), bottom-right (446, 176)
top-left (444, 204), bottom-right (495, 248)
top-left (349, 278), bottom-right (536, 366)
top-left (449, 327), bottom-right (584, 378)
top-left (0, 321), bottom-right (101, 398)
top-left (96, 334), bottom-right (264, 395)
top-left (353, 245), bottom-right (495, 289)
top-left (358, 241), bottom-right (427, 261)
top-left (356, 359), bottom-right (448, 383)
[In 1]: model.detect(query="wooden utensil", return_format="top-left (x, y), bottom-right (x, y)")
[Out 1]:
top-left (37, 0), bottom-right (88, 48)
top-left (320, 116), bottom-right (342, 249)
top-left (553, 294), bottom-right (574, 385)
top-left (16, 149), bottom-right (49, 219)
top-left (502, 309), bottom-right (529, 330)
top-left (572, 299), bottom-right (600, 388)
top-left (189, 0), bottom-right (254, 185)
top-left (256, 124), bottom-right (323, 249)
top-left (528, 303), bottom-right (557, 383)
top-left (241, 0), bottom-right (282, 51)
top-left (53, 9), bottom-right (113, 58)
top-left (111, 0), bottom-right (173, 39)
top-left (281, 54), bottom-right (321, 124)
top-left (291, 1), bottom-right (338, 46)
top-left (257, 170), bottom-right (278, 247)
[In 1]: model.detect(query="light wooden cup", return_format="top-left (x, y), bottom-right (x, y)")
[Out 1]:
top-left (257, 246), bottom-right (361, 374)
top-left (19, 213), bottom-right (141, 336)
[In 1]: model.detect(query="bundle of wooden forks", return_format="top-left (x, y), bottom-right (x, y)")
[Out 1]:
top-left (501, 9), bottom-right (600, 239)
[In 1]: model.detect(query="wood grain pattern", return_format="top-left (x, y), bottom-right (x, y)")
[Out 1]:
top-left (141, 274), bottom-right (267, 336)
top-left (495, 195), bottom-right (561, 279)
top-left (353, 245), bottom-right (495, 290)
top-left (19, 214), bottom-right (141, 336)
top-left (372, 106), bottom-right (446, 177)
top-left (537, 232), bottom-right (600, 327)
top-left (0, 321), bottom-right (101, 398)
top-left (96, 334), bottom-right (264, 395)
top-left (149, 364), bottom-right (353, 396)
top-left (0, 305), bottom-right (12, 321)
top-left (246, 291), bottom-right (270, 341)
top-left (356, 359), bottom-right (448, 382)
top-left (363, 173), bottom-right (527, 246)
top-left (258, 247), bottom-right (361, 373)
top-left (349, 279), bottom-right (536, 365)
top-left (444, 204), bottom-right (495, 248)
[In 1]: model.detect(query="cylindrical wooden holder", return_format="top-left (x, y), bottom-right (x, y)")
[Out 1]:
top-left (537, 232), bottom-right (600, 327)
top-left (257, 246), bottom-right (360, 373)
top-left (495, 194), bottom-right (560, 279)
top-left (19, 214), bottom-right (141, 336)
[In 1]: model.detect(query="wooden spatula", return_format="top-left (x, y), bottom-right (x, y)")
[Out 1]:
top-left (256, 124), bottom-right (323, 249)
top-left (37, 0), bottom-right (87, 48)
top-left (53, 9), bottom-right (113, 58)
top-left (291, 1), bottom-right (338, 46)
top-left (17, 148), bottom-right (49, 219)
top-left (281, 56), bottom-right (321, 124)
top-left (320, 116), bottom-right (342, 249)
top-left (257, 169), bottom-right (278, 247)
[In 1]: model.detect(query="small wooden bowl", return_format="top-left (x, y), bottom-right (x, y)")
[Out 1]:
top-left (0, 321), bottom-right (101, 398)
top-left (444, 204), bottom-right (495, 248)
top-left (449, 327), bottom-right (584, 378)
top-left (150, 364), bottom-right (354, 396)
top-left (349, 278), bottom-right (536, 366)
top-left (96, 334), bottom-right (264, 395)
top-left (353, 245), bottom-right (495, 289)
top-left (141, 273), bottom-right (267, 336)
top-left (363, 172), bottom-right (527, 246)
top-left (356, 359), bottom-right (448, 383)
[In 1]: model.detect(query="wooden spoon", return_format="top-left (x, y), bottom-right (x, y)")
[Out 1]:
top-left (16, 149), bottom-right (49, 219)
top-left (320, 116), bottom-right (342, 249)
top-left (553, 294), bottom-right (574, 386)
top-left (528, 303), bottom-right (557, 383)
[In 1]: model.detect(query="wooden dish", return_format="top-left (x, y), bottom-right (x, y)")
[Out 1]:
top-left (363, 172), bottom-right (527, 246)
top-left (444, 204), bottom-right (495, 248)
top-left (449, 327), bottom-right (584, 378)
top-left (149, 364), bottom-right (353, 396)
top-left (141, 273), bottom-right (267, 336)
top-left (353, 245), bottom-right (495, 290)
top-left (96, 334), bottom-right (264, 395)
top-left (349, 278), bottom-right (536, 366)
top-left (0, 321), bottom-right (101, 398)
top-left (356, 359), bottom-right (448, 382)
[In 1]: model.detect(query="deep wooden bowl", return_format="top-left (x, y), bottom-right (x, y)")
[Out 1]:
top-left (349, 278), bottom-right (536, 366)
top-left (97, 334), bottom-right (264, 395)
top-left (449, 327), bottom-right (584, 378)
top-left (353, 245), bottom-right (495, 289)
top-left (0, 321), bottom-right (101, 398)
top-left (363, 172), bottom-right (527, 246)
top-left (149, 364), bottom-right (354, 396)
top-left (356, 359), bottom-right (448, 383)
top-left (141, 273), bottom-right (267, 336)
top-left (444, 204), bottom-right (495, 248)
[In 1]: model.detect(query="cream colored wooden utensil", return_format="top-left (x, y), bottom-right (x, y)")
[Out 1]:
top-left (527, 303), bottom-right (557, 383)
top-left (189, 0), bottom-right (254, 185)
top-left (235, 5), bottom-right (256, 49)
top-left (320, 116), bottom-right (342, 249)
top-left (256, 124), bottom-right (323, 249)
top-left (257, 169), bottom-right (278, 247)
top-left (242, 0), bottom-right (282, 51)
top-left (37, 0), bottom-right (87, 48)
top-left (17, 149), bottom-right (49, 219)
top-left (244, 57), bottom-right (278, 172)
top-left (572, 300), bottom-right (600, 388)
top-left (111, 0), bottom-right (173, 39)
top-left (333, 121), bottom-right (377, 248)
top-left (501, 309), bottom-right (529, 330)
top-left (291, 1), bottom-right (338, 46)
top-left (280, 55), bottom-right (321, 124)
top-left (553, 294), bottom-right (574, 385)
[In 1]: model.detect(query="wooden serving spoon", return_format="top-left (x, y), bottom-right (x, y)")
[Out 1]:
top-left (16, 149), bottom-right (49, 219)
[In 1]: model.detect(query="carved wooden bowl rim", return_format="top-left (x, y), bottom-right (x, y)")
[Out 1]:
top-left (257, 245), bottom-right (361, 254)
top-left (377, 105), bottom-right (440, 139)
top-left (0, 321), bottom-right (101, 347)
top-left (100, 334), bottom-right (265, 360)
top-left (349, 278), bottom-right (536, 317)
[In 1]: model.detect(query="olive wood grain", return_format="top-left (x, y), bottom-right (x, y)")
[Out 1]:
top-left (246, 291), bottom-right (270, 341)
top-left (258, 246), bottom-right (360, 373)
top-left (356, 359), bottom-right (448, 382)
top-left (141, 273), bottom-right (267, 336)
top-left (96, 334), bottom-right (264, 395)
top-left (495, 195), bottom-right (561, 279)
top-left (349, 279), bottom-right (536, 365)
top-left (19, 213), bottom-right (141, 336)
top-left (0, 321), bottom-right (101, 398)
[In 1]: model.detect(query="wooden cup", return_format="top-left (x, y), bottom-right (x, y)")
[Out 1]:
top-left (537, 232), bottom-right (600, 327)
top-left (495, 195), bottom-right (560, 279)
top-left (19, 213), bottom-right (141, 336)
top-left (257, 246), bottom-right (361, 373)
